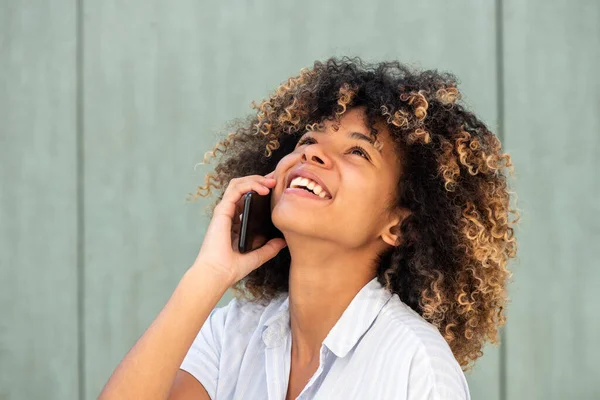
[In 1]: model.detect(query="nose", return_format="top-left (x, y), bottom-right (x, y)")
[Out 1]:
top-left (302, 144), bottom-right (330, 166)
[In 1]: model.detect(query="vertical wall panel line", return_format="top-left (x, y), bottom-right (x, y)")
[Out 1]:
top-left (76, 0), bottom-right (86, 398)
top-left (494, 0), bottom-right (506, 399)
top-left (495, 0), bottom-right (505, 143)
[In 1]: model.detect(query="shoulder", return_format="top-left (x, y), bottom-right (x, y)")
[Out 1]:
top-left (180, 294), bottom-right (286, 398)
top-left (181, 293), bottom-right (286, 368)
top-left (372, 294), bottom-right (471, 399)
top-left (376, 294), bottom-right (455, 355)
top-left (218, 292), bottom-right (288, 337)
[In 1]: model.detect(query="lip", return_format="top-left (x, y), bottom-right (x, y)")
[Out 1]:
top-left (286, 169), bottom-right (332, 199)
top-left (284, 187), bottom-right (332, 201)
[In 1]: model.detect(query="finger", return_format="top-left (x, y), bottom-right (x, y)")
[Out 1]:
top-left (264, 170), bottom-right (275, 179)
top-left (214, 179), bottom-right (272, 221)
top-left (247, 237), bottom-right (287, 269)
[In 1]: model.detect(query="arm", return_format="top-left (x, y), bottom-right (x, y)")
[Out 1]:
top-left (99, 171), bottom-right (286, 399)
top-left (98, 265), bottom-right (232, 400)
top-left (168, 370), bottom-right (212, 399)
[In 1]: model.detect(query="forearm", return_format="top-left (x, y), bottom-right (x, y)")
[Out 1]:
top-left (98, 265), bottom-right (231, 400)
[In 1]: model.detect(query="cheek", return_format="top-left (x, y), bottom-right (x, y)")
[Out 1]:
top-left (274, 153), bottom-right (299, 178)
top-left (271, 154), bottom-right (303, 204)
top-left (343, 180), bottom-right (391, 218)
top-left (337, 182), bottom-right (381, 216)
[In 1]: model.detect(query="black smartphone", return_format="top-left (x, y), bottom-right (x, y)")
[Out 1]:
top-left (238, 190), bottom-right (284, 253)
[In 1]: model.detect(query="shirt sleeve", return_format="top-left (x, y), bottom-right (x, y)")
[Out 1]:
top-left (406, 344), bottom-right (471, 400)
top-left (180, 300), bottom-right (233, 399)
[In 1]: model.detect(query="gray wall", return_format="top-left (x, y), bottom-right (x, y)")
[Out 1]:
top-left (1, 1), bottom-right (598, 399)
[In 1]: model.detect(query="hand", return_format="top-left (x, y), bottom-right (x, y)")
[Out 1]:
top-left (191, 171), bottom-right (287, 286)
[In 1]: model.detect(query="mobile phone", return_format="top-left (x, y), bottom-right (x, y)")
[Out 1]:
top-left (238, 190), bottom-right (284, 253)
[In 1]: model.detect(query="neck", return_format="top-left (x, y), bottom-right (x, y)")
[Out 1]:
top-left (286, 251), bottom-right (376, 365)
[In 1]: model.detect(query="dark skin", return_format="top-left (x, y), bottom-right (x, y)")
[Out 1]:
top-left (267, 106), bottom-right (411, 399)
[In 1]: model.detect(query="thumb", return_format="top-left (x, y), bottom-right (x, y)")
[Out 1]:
top-left (250, 238), bottom-right (287, 267)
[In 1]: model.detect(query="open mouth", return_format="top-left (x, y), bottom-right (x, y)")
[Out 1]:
top-left (298, 186), bottom-right (316, 194)
top-left (286, 176), bottom-right (332, 199)
top-left (284, 186), bottom-right (332, 200)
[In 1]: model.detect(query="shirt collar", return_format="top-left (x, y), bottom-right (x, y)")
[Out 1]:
top-left (261, 277), bottom-right (393, 358)
top-left (261, 293), bottom-right (291, 348)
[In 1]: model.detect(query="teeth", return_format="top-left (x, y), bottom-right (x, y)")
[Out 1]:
top-left (290, 176), bottom-right (330, 198)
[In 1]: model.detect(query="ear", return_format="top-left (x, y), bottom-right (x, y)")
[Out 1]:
top-left (380, 208), bottom-right (411, 247)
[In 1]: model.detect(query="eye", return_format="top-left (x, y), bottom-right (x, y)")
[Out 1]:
top-left (296, 136), bottom-right (371, 161)
top-left (296, 136), bottom-right (316, 147)
top-left (348, 145), bottom-right (370, 160)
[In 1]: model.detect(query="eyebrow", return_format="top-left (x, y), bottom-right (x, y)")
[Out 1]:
top-left (306, 129), bottom-right (383, 155)
top-left (347, 131), bottom-right (382, 154)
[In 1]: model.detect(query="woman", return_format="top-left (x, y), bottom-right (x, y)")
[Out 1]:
top-left (99, 56), bottom-right (519, 399)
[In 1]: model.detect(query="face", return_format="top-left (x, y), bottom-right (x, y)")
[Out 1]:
top-left (270, 106), bottom-right (407, 253)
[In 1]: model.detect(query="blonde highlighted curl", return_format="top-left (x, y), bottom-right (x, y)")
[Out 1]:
top-left (188, 56), bottom-right (520, 373)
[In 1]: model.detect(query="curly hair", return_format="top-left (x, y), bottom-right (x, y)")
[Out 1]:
top-left (187, 56), bottom-right (520, 372)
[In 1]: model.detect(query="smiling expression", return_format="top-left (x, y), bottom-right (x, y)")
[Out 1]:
top-left (269, 106), bottom-right (405, 249)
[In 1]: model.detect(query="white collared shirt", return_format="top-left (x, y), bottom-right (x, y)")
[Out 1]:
top-left (180, 277), bottom-right (471, 399)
